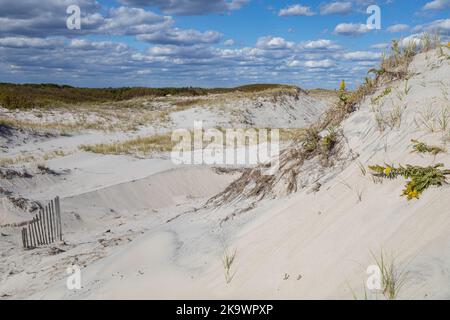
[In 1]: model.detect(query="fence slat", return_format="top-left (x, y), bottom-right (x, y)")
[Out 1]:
top-left (34, 216), bottom-right (41, 245)
top-left (50, 201), bottom-right (55, 243)
top-left (24, 228), bottom-right (28, 248)
top-left (28, 224), bottom-right (34, 248)
top-left (45, 206), bottom-right (51, 244)
top-left (32, 218), bottom-right (39, 247)
top-left (52, 200), bottom-right (57, 242)
top-left (21, 228), bottom-right (25, 248)
top-left (38, 210), bottom-right (45, 245)
top-left (57, 196), bottom-right (62, 241)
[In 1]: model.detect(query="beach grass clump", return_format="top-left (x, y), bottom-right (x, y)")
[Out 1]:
top-left (300, 127), bottom-right (321, 153)
top-left (79, 134), bottom-right (172, 156)
top-left (411, 139), bottom-right (445, 155)
top-left (371, 87), bottom-right (392, 105)
top-left (371, 250), bottom-right (407, 300)
top-left (415, 105), bottom-right (450, 134)
top-left (321, 126), bottom-right (338, 154)
top-left (222, 248), bottom-right (237, 284)
top-left (369, 163), bottom-right (449, 200)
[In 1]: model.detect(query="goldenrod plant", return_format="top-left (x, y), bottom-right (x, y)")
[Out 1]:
top-left (369, 163), bottom-right (449, 200)
top-left (338, 80), bottom-right (350, 104)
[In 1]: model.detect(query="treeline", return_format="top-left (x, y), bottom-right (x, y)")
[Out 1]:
top-left (0, 83), bottom-right (295, 109)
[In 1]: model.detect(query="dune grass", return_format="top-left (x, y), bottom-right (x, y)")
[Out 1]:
top-left (222, 248), bottom-right (237, 284)
top-left (79, 134), bottom-right (173, 156)
top-left (371, 250), bottom-right (408, 300)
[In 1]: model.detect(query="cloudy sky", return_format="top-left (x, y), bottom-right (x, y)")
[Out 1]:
top-left (0, 0), bottom-right (449, 88)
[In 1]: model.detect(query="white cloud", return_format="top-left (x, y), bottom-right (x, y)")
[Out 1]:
top-left (333, 23), bottom-right (370, 36)
top-left (137, 28), bottom-right (221, 45)
top-left (413, 19), bottom-right (450, 34)
top-left (279, 4), bottom-right (315, 17)
top-left (423, 0), bottom-right (450, 10)
top-left (101, 6), bottom-right (173, 35)
top-left (287, 60), bottom-right (302, 67)
top-left (0, 36), bottom-right (63, 48)
top-left (69, 39), bottom-right (128, 52)
top-left (304, 59), bottom-right (335, 68)
top-left (370, 43), bottom-right (389, 49)
top-left (386, 24), bottom-right (409, 33)
top-left (119, 0), bottom-right (250, 15)
top-left (224, 39), bottom-right (235, 46)
top-left (320, 2), bottom-right (352, 15)
top-left (301, 39), bottom-right (340, 50)
top-left (341, 51), bottom-right (381, 61)
top-left (256, 36), bottom-right (295, 49)
top-left (398, 34), bottom-right (423, 48)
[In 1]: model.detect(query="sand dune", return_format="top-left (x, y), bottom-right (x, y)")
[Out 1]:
top-left (1, 47), bottom-right (449, 300)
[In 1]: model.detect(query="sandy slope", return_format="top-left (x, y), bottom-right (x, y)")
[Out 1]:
top-left (1, 49), bottom-right (449, 300)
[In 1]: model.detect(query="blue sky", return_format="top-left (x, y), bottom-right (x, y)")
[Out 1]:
top-left (0, 0), bottom-right (448, 89)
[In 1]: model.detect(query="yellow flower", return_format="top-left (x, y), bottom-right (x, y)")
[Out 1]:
top-left (384, 166), bottom-right (392, 176)
top-left (408, 189), bottom-right (419, 200)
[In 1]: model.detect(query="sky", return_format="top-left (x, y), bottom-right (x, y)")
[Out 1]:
top-left (0, 0), bottom-right (449, 89)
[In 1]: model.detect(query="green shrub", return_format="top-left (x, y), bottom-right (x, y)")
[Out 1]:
top-left (411, 139), bottom-right (445, 155)
top-left (369, 163), bottom-right (449, 200)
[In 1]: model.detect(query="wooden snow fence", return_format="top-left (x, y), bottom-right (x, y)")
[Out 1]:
top-left (21, 196), bottom-right (62, 249)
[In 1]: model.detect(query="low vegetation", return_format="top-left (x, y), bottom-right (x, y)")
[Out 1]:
top-left (371, 250), bottom-right (408, 300)
top-left (0, 83), bottom-right (297, 110)
top-left (411, 139), bottom-right (445, 155)
top-left (79, 134), bottom-right (172, 156)
top-left (369, 163), bottom-right (449, 200)
top-left (414, 105), bottom-right (450, 134)
top-left (222, 248), bottom-right (237, 284)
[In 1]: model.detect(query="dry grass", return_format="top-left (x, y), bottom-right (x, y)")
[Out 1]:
top-left (415, 105), bottom-right (450, 134)
top-left (222, 248), bottom-right (237, 284)
top-left (371, 250), bottom-right (408, 300)
top-left (0, 149), bottom-right (69, 166)
top-left (373, 102), bottom-right (404, 133)
top-left (79, 134), bottom-right (173, 156)
top-left (1, 99), bottom-right (173, 134)
top-left (0, 154), bottom-right (37, 166)
top-left (279, 128), bottom-right (307, 141)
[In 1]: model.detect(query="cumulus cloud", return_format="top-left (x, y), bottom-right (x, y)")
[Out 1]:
top-left (100, 7), bottom-right (174, 35)
top-left (0, 0), bottom-right (103, 37)
top-left (333, 23), bottom-right (370, 36)
top-left (0, 36), bottom-right (64, 48)
top-left (412, 19), bottom-right (450, 34)
top-left (370, 43), bottom-right (389, 49)
top-left (304, 59), bottom-right (335, 68)
top-left (137, 28), bottom-right (221, 45)
top-left (301, 39), bottom-right (340, 50)
top-left (256, 36), bottom-right (295, 50)
top-left (279, 4), bottom-right (315, 16)
top-left (386, 24), bottom-right (409, 33)
top-left (340, 51), bottom-right (381, 61)
top-left (0, 1), bottom-right (174, 37)
top-left (320, 2), bottom-right (352, 15)
top-left (224, 39), bottom-right (235, 46)
top-left (118, 0), bottom-right (249, 15)
top-left (422, 0), bottom-right (450, 10)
